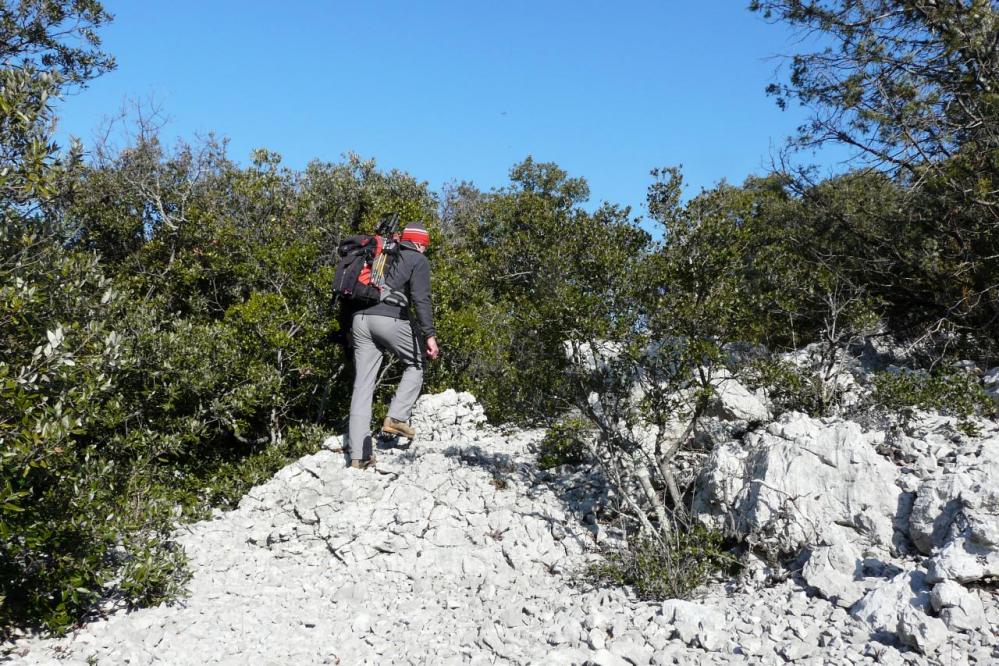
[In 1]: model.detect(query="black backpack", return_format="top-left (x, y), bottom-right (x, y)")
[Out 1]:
top-left (332, 234), bottom-right (387, 307)
top-left (332, 233), bottom-right (410, 308)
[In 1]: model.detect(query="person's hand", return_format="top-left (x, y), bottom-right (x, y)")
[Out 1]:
top-left (426, 336), bottom-right (440, 360)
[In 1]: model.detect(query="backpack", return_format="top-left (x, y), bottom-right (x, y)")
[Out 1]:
top-left (332, 234), bottom-right (409, 309)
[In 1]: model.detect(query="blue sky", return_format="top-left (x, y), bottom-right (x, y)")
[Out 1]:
top-left (55, 1), bottom-right (845, 217)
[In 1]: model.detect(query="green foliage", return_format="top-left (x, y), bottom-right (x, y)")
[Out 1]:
top-left (164, 423), bottom-right (327, 518)
top-left (1, 0), bottom-right (114, 217)
top-left (0, 109), bottom-right (452, 632)
top-left (872, 368), bottom-right (996, 435)
top-left (5, 0), bottom-right (999, 639)
top-left (753, 0), bottom-right (999, 348)
top-left (752, 0), bottom-right (998, 169)
top-left (0, 1), bottom-right (115, 86)
top-left (0, 230), bottom-right (188, 634)
top-left (537, 417), bottom-right (590, 470)
top-left (742, 358), bottom-right (842, 418)
top-left (429, 158), bottom-right (651, 424)
top-left (588, 528), bottom-right (739, 600)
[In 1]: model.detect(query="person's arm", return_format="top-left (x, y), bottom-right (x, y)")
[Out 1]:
top-left (409, 254), bottom-right (437, 341)
top-left (409, 256), bottom-right (438, 359)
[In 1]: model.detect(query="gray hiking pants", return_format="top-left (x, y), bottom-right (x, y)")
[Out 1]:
top-left (348, 313), bottom-right (425, 460)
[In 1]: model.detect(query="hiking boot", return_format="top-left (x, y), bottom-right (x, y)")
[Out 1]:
top-left (350, 455), bottom-right (376, 470)
top-left (382, 416), bottom-right (416, 439)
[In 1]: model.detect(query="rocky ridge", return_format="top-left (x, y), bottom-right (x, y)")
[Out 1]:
top-left (8, 386), bottom-right (999, 665)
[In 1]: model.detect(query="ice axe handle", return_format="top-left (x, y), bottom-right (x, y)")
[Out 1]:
top-left (376, 212), bottom-right (400, 237)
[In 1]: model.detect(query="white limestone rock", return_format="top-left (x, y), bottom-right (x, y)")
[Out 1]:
top-left (694, 412), bottom-right (901, 553)
top-left (780, 342), bottom-right (871, 409)
top-left (911, 434), bottom-right (999, 586)
top-left (801, 542), bottom-right (865, 608)
top-left (909, 431), bottom-right (999, 554)
top-left (778, 639), bottom-right (817, 661)
top-left (865, 642), bottom-right (906, 666)
top-left (609, 637), bottom-right (653, 666)
top-left (984, 367), bottom-right (999, 403)
top-left (13, 386), bottom-right (998, 666)
top-left (908, 472), bottom-right (975, 553)
top-left (849, 569), bottom-right (931, 636)
top-left (896, 605), bottom-right (949, 655)
top-left (563, 339), bottom-right (624, 373)
top-left (963, 480), bottom-right (999, 547)
top-left (925, 536), bottom-right (999, 584)
top-left (587, 648), bottom-right (632, 666)
top-left (659, 599), bottom-right (726, 652)
top-left (545, 647), bottom-right (596, 665)
top-left (410, 389), bottom-right (487, 440)
top-left (930, 580), bottom-right (986, 633)
top-left (320, 433), bottom-right (347, 451)
top-left (705, 368), bottom-right (770, 423)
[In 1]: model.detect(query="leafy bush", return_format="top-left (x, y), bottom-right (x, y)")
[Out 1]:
top-left (753, 0), bottom-right (999, 351)
top-left (742, 358), bottom-right (832, 418)
top-left (588, 528), bottom-right (739, 600)
top-left (0, 232), bottom-right (187, 634)
top-left (164, 423), bottom-right (328, 518)
top-left (429, 160), bottom-right (651, 424)
top-left (537, 417), bottom-right (591, 470)
top-left (1, 122), bottom-right (452, 633)
top-left (0, 227), bottom-right (339, 633)
top-left (872, 368), bottom-right (996, 435)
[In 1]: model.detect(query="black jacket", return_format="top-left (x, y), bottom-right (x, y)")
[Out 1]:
top-left (358, 243), bottom-right (436, 337)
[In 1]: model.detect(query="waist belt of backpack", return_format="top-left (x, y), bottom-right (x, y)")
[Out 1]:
top-left (380, 288), bottom-right (409, 308)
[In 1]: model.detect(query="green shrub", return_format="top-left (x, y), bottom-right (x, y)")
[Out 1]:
top-left (429, 161), bottom-right (651, 425)
top-left (166, 423), bottom-right (328, 519)
top-left (871, 367), bottom-right (995, 435)
top-left (0, 235), bottom-right (189, 635)
top-left (742, 358), bottom-right (833, 417)
top-left (588, 527), bottom-right (740, 600)
top-left (0, 228), bottom-right (335, 633)
top-left (537, 417), bottom-right (591, 470)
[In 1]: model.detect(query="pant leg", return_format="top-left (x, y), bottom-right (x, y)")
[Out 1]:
top-left (367, 316), bottom-right (425, 423)
top-left (348, 314), bottom-right (383, 460)
top-left (388, 320), bottom-right (425, 422)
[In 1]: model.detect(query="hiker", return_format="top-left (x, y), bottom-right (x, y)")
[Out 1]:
top-left (346, 220), bottom-right (439, 469)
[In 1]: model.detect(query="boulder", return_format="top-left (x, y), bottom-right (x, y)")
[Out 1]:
top-left (908, 473), bottom-right (974, 554)
top-left (849, 569), bottom-right (931, 636)
top-left (410, 389), bottom-right (487, 440)
top-left (896, 606), bottom-right (949, 655)
top-left (658, 599), bottom-right (726, 652)
top-left (801, 542), bottom-right (865, 608)
top-left (563, 339), bottom-right (623, 373)
top-left (930, 580), bottom-right (986, 633)
top-left (963, 481), bottom-right (999, 547)
top-left (778, 639), bottom-right (817, 661)
top-left (984, 367), bottom-right (999, 403)
top-left (779, 343), bottom-right (869, 409)
top-left (320, 433), bottom-right (347, 451)
top-left (909, 432), bottom-right (999, 550)
top-left (705, 368), bottom-right (770, 423)
top-left (694, 413), bottom-right (901, 553)
top-left (912, 434), bottom-right (999, 583)
top-left (925, 536), bottom-right (999, 584)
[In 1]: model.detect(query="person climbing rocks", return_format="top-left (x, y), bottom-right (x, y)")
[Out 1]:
top-left (347, 220), bottom-right (439, 469)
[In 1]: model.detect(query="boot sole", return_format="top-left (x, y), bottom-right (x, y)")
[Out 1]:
top-left (381, 427), bottom-right (415, 439)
